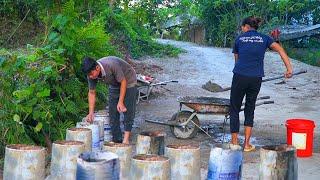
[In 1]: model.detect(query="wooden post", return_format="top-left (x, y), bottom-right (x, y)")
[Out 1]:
top-left (66, 128), bottom-right (92, 152)
top-left (165, 144), bottom-right (200, 180)
top-left (259, 144), bottom-right (298, 180)
top-left (48, 140), bottom-right (85, 180)
top-left (131, 154), bottom-right (170, 180)
top-left (3, 144), bottom-right (46, 180)
top-left (103, 142), bottom-right (132, 180)
top-left (136, 131), bottom-right (166, 155)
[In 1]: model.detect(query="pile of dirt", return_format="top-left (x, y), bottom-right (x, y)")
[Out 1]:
top-left (132, 61), bottom-right (163, 76)
top-left (202, 80), bottom-right (224, 92)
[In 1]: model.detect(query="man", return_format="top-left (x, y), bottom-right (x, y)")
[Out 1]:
top-left (82, 56), bottom-right (137, 144)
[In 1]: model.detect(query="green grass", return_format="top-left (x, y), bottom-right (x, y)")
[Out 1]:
top-left (283, 37), bottom-right (320, 67)
top-left (286, 47), bottom-right (320, 67)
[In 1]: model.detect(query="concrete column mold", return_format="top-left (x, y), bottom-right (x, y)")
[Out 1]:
top-left (136, 131), bottom-right (166, 155)
top-left (66, 128), bottom-right (92, 152)
top-left (259, 145), bottom-right (298, 180)
top-left (130, 154), bottom-right (170, 180)
top-left (48, 140), bottom-right (85, 180)
top-left (165, 144), bottom-right (200, 180)
top-left (3, 144), bottom-right (46, 180)
top-left (103, 142), bottom-right (132, 180)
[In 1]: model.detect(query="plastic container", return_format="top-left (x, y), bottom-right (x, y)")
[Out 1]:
top-left (286, 119), bottom-right (315, 157)
top-left (94, 113), bottom-right (113, 142)
top-left (207, 144), bottom-right (243, 180)
top-left (77, 122), bottom-right (100, 151)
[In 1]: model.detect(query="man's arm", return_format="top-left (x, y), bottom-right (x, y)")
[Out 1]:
top-left (117, 78), bottom-right (127, 112)
top-left (87, 89), bottom-right (96, 122)
top-left (270, 42), bottom-right (293, 78)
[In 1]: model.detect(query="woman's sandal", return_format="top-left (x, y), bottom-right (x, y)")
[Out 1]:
top-left (243, 145), bottom-right (256, 152)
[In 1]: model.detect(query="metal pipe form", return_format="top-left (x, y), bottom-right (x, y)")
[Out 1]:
top-left (48, 140), bottom-right (85, 180)
top-left (165, 144), bottom-right (200, 180)
top-left (136, 131), bottom-right (166, 155)
top-left (76, 122), bottom-right (100, 151)
top-left (66, 128), bottom-right (92, 152)
top-left (259, 145), bottom-right (298, 180)
top-left (103, 142), bottom-right (132, 180)
top-left (3, 144), bottom-right (46, 180)
top-left (130, 154), bottom-right (170, 180)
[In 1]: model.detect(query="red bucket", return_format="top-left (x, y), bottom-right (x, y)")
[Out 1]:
top-left (286, 119), bottom-right (315, 157)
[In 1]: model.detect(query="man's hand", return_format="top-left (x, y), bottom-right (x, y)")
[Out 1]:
top-left (86, 113), bottom-right (94, 123)
top-left (285, 69), bottom-right (293, 78)
top-left (117, 102), bottom-right (127, 112)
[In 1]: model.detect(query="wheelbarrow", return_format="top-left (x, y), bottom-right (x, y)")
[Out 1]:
top-left (146, 96), bottom-right (273, 139)
top-left (136, 74), bottom-right (178, 103)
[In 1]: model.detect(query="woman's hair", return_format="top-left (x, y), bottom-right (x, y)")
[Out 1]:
top-left (241, 17), bottom-right (262, 30)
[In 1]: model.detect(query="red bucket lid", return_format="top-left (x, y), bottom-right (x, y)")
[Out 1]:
top-left (286, 119), bottom-right (315, 129)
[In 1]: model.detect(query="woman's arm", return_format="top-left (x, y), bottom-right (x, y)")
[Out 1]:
top-left (270, 42), bottom-right (293, 78)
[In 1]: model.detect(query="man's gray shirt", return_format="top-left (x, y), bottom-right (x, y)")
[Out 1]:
top-left (88, 56), bottom-right (137, 90)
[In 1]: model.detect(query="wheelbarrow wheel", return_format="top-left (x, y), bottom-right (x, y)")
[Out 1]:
top-left (169, 111), bottom-right (200, 139)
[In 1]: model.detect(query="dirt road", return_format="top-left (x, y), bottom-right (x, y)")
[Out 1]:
top-left (132, 39), bottom-right (320, 179)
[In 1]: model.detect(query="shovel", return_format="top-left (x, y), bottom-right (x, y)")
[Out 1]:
top-left (204, 70), bottom-right (307, 92)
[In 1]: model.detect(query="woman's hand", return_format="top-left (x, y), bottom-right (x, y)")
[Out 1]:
top-left (285, 68), bottom-right (293, 78)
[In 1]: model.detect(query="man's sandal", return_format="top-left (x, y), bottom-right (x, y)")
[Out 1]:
top-left (243, 145), bottom-right (255, 152)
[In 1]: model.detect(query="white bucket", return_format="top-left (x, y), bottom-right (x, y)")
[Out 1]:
top-left (94, 113), bottom-right (113, 142)
top-left (207, 144), bottom-right (243, 180)
top-left (93, 119), bottom-right (105, 148)
top-left (76, 122), bottom-right (100, 151)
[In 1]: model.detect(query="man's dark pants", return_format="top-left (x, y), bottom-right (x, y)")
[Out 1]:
top-left (108, 86), bottom-right (137, 143)
top-left (229, 73), bottom-right (262, 133)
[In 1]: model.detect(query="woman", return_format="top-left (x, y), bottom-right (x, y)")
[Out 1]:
top-left (230, 17), bottom-right (293, 151)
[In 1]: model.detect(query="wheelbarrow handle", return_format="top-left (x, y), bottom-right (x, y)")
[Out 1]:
top-left (240, 100), bottom-right (274, 111)
top-left (222, 70), bottom-right (307, 92)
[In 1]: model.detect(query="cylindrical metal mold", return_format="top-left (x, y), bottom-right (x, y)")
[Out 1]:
top-left (3, 144), bottom-right (46, 180)
top-left (259, 144), bottom-right (298, 180)
top-left (130, 154), bottom-right (170, 180)
top-left (76, 122), bottom-right (100, 151)
top-left (93, 119), bottom-right (104, 148)
top-left (207, 144), bottom-right (243, 180)
top-left (95, 113), bottom-right (113, 142)
top-left (165, 144), bottom-right (200, 180)
top-left (76, 151), bottom-right (120, 180)
top-left (48, 140), bottom-right (85, 180)
top-left (136, 131), bottom-right (166, 155)
top-left (66, 128), bottom-right (92, 152)
top-left (103, 142), bottom-right (132, 180)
